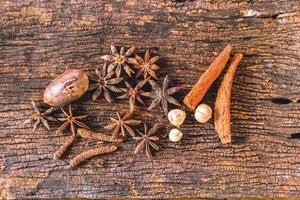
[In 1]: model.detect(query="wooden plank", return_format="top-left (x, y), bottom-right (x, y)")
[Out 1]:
top-left (0, 0), bottom-right (300, 199)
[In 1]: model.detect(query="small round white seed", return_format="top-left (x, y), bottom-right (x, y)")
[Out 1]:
top-left (169, 128), bottom-right (183, 142)
top-left (167, 109), bottom-right (186, 127)
top-left (194, 104), bottom-right (212, 123)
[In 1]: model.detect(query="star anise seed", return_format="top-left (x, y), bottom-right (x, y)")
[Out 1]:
top-left (118, 78), bottom-right (149, 113)
top-left (142, 75), bottom-right (183, 115)
top-left (88, 62), bottom-right (123, 103)
top-left (133, 123), bottom-right (159, 159)
top-left (134, 50), bottom-right (160, 80)
top-left (101, 45), bottom-right (137, 78)
top-left (24, 100), bottom-right (56, 132)
top-left (56, 105), bottom-right (90, 135)
top-left (104, 112), bottom-right (141, 138)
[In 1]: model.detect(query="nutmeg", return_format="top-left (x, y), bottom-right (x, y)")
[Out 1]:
top-left (43, 69), bottom-right (89, 107)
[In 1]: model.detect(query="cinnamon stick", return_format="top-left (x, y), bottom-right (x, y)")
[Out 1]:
top-left (184, 45), bottom-right (233, 110)
top-left (214, 53), bottom-right (243, 144)
top-left (77, 128), bottom-right (123, 143)
top-left (69, 145), bottom-right (117, 168)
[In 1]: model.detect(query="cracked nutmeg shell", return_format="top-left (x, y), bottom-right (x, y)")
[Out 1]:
top-left (44, 69), bottom-right (89, 107)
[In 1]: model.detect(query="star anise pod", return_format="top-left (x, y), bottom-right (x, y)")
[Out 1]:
top-left (24, 100), bottom-right (56, 132)
top-left (143, 75), bottom-right (182, 115)
top-left (88, 62), bottom-right (123, 103)
top-left (118, 78), bottom-right (149, 113)
top-left (133, 123), bottom-right (159, 159)
top-left (134, 50), bottom-right (160, 80)
top-left (104, 112), bottom-right (141, 138)
top-left (56, 105), bottom-right (90, 135)
top-left (101, 45), bottom-right (136, 78)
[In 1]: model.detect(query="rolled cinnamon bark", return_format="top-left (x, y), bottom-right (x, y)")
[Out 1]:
top-left (214, 53), bottom-right (243, 144)
top-left (184, 45), bottom-right (233, 110)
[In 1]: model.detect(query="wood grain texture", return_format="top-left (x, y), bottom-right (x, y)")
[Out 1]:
top-left (0, 0), bottom-right (299, 199)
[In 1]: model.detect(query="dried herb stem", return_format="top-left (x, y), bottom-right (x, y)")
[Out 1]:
top-left (69, 145), bottom-right (117, 168)
top-left (214, 53), bottom-right (243, 144)
top-left (53, 134), bottom-right (77, 159)
top-left (77, 128), bottom-right (123, 143)
top-left (184, 45), bottom-right (233, 110)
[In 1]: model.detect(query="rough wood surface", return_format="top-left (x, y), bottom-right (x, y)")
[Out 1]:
top-left (0, 0), bottom-right (300, 199)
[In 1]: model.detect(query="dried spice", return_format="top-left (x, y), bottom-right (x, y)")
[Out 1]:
top-left (69, 145), bottom-right (117, 168)
top-left (53, 105), bottom-right (90, 159)
top-left (133, 123), bottom-right (159, 159)
top-left (169, 128), bottom-right (183, 142)
top-left (133, 50), bottom-right (160, 79)
top-left (118, 78), bottom-right (149, 113)
top-left (77, 128), bottom-right (123, 143)
top-left (88, 62), bottom-right (123, 103)
top-left (23, 100), bottom-right (56, 132)
top-left (44, 69), bottom-right (89, 107)
top-left (53, 134), bottom-right (76, 159)
top-left (167, 109), bottom-right (186, 127)
top-left (56, 104), bottom-right (90, 135)
top-left (105, 112), bottom-right (141, 138)
top-left (195, 104), bottom-right (212, 123)
top-left (215, 53), bottom-right (243, 144)
top-left (143, 75), bottom-right (182, 115)
top-left (101, 45), bottom-right (136, 78)
top-left (25, 45), bottom-right (198, 167)
top-left (184, 45), bottom-right (233, 110)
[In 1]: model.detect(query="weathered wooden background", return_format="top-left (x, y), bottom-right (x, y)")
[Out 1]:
top-left (0, 0), bottom-right (300, 199)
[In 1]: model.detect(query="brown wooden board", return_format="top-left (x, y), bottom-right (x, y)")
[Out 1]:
top-left (0, 0), bottom-right (300, 199)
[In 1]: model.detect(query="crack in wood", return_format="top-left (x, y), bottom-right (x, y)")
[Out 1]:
top-left (271, 98), bottom-right (293, 105)
top-left (290, 133), bottom-right (300, 139)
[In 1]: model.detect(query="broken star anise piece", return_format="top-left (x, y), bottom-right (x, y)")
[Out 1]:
top-left (88, 62), bottom-right (123, 103)
top-left (56, 104), bottom-right (90, 135)
top-left (24, 100), bottom-right (56, 132)
top-left (118, 78), bottom-right (149, 113)
top-left (143, 75), bottom-right (182, 115)
top-left (104, 112), bottom-right (141, 138)
top-left (101, 45), bottom-right (136, 78)
top-left (133, 123), bottom-right (159, 159)
top-left (134, 50), bottom-right (160, 80)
